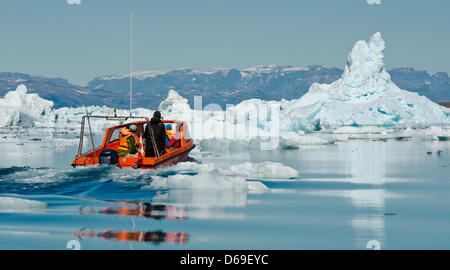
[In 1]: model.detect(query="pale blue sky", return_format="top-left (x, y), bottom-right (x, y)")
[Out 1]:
top-left (0, 0), bottom-right (449, 85)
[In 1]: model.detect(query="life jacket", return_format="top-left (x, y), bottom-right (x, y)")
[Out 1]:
top-left (118, 128), bottom-right (138, 151)
top-left (166, 129), bottom-right (175, 140)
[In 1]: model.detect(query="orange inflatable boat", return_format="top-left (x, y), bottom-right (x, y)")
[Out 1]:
top-left (71, 113), bottom-right (195, 169)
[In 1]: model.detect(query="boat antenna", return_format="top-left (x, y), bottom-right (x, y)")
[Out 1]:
top-left (129, 9), bottom-right (133, 117)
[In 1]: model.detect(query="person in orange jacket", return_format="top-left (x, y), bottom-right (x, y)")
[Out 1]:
top-left (118, 124), bottom-right (139, 157)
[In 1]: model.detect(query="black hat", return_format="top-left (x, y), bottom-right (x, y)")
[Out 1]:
top-left (153, 111), bottom-right (161, 118)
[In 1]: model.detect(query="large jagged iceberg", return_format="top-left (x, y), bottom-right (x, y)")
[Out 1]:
top-left (0, 85), bottom-right (55, 127)
top-left (282, 33), bottom-right (449, 130)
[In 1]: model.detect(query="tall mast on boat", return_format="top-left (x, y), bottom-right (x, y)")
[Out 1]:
top-left (129, 9), bottom-right (133, 116)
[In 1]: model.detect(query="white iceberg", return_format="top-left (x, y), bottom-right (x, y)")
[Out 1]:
top-left (282, 33), bottom-right (450, 130)
top-left (0, 85), bottom-right (55, 128)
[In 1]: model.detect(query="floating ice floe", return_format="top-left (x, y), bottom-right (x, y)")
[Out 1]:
top-left (144, 161), bottom-right (281, 192)
top-left (229, 161), bottom-right (299, 179)
top-left (0, 197), bottom-right (47, 212)
top-left (333, 126), bottom-right (388, 134)
top-left (278, 131), bottom-right (336, 149)
top-left (149, 172), bottom-right (249, 191)
top-left (422, 126), bottom-right (450, 140)
top-left (398, 126), bottom-right (450, 140)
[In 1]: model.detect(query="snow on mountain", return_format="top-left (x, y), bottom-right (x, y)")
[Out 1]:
top-left (281, 32), bottom-right (450, 130)
top-left (101, 68), bottom-right (231, 80)
top-left (99, 70), bottom-right (169, 81)
top-left (99, 66), bottom-right (298, 81)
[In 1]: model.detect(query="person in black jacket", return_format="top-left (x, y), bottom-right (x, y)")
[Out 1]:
top-left (144, 111), bottom-right (166, 157)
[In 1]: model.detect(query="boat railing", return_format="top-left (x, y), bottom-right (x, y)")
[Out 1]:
top-left (76, 114), bottom-right (150, 163)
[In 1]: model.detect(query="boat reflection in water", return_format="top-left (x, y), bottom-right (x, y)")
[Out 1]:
top-left (74, 229), bottom-right (188, 245)
top-left (75, 200), bottom-right (188, 245)
top-left (79, 200), bottom-right (188, 220)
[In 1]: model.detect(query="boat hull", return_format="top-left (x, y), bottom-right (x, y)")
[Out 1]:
top-left (73, 143), bottom-right (195, 169)
top-left (72, 120), bottom-right (195, 170)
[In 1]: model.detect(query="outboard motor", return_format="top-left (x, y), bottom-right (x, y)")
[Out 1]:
top-left (98, 149), bottom-right (118, 166)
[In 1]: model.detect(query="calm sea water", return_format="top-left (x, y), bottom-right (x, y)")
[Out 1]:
top-left (0, 133), bottom-right (449, 250)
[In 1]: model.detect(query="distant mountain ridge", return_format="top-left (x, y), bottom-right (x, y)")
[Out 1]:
top-left (1, 65), bottom-right (448, 109)
top-left (87, 65), bottom-right (344, 110)
top-left (388, 67), bottom-right (449, 103)
top-left (0, 72), bottom-right (116, 108)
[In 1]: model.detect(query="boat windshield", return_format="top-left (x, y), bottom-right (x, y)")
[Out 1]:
top-left (106, 123), bottom-right (146, 145)
top-left (108, 128), bottom-right (121, 143)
